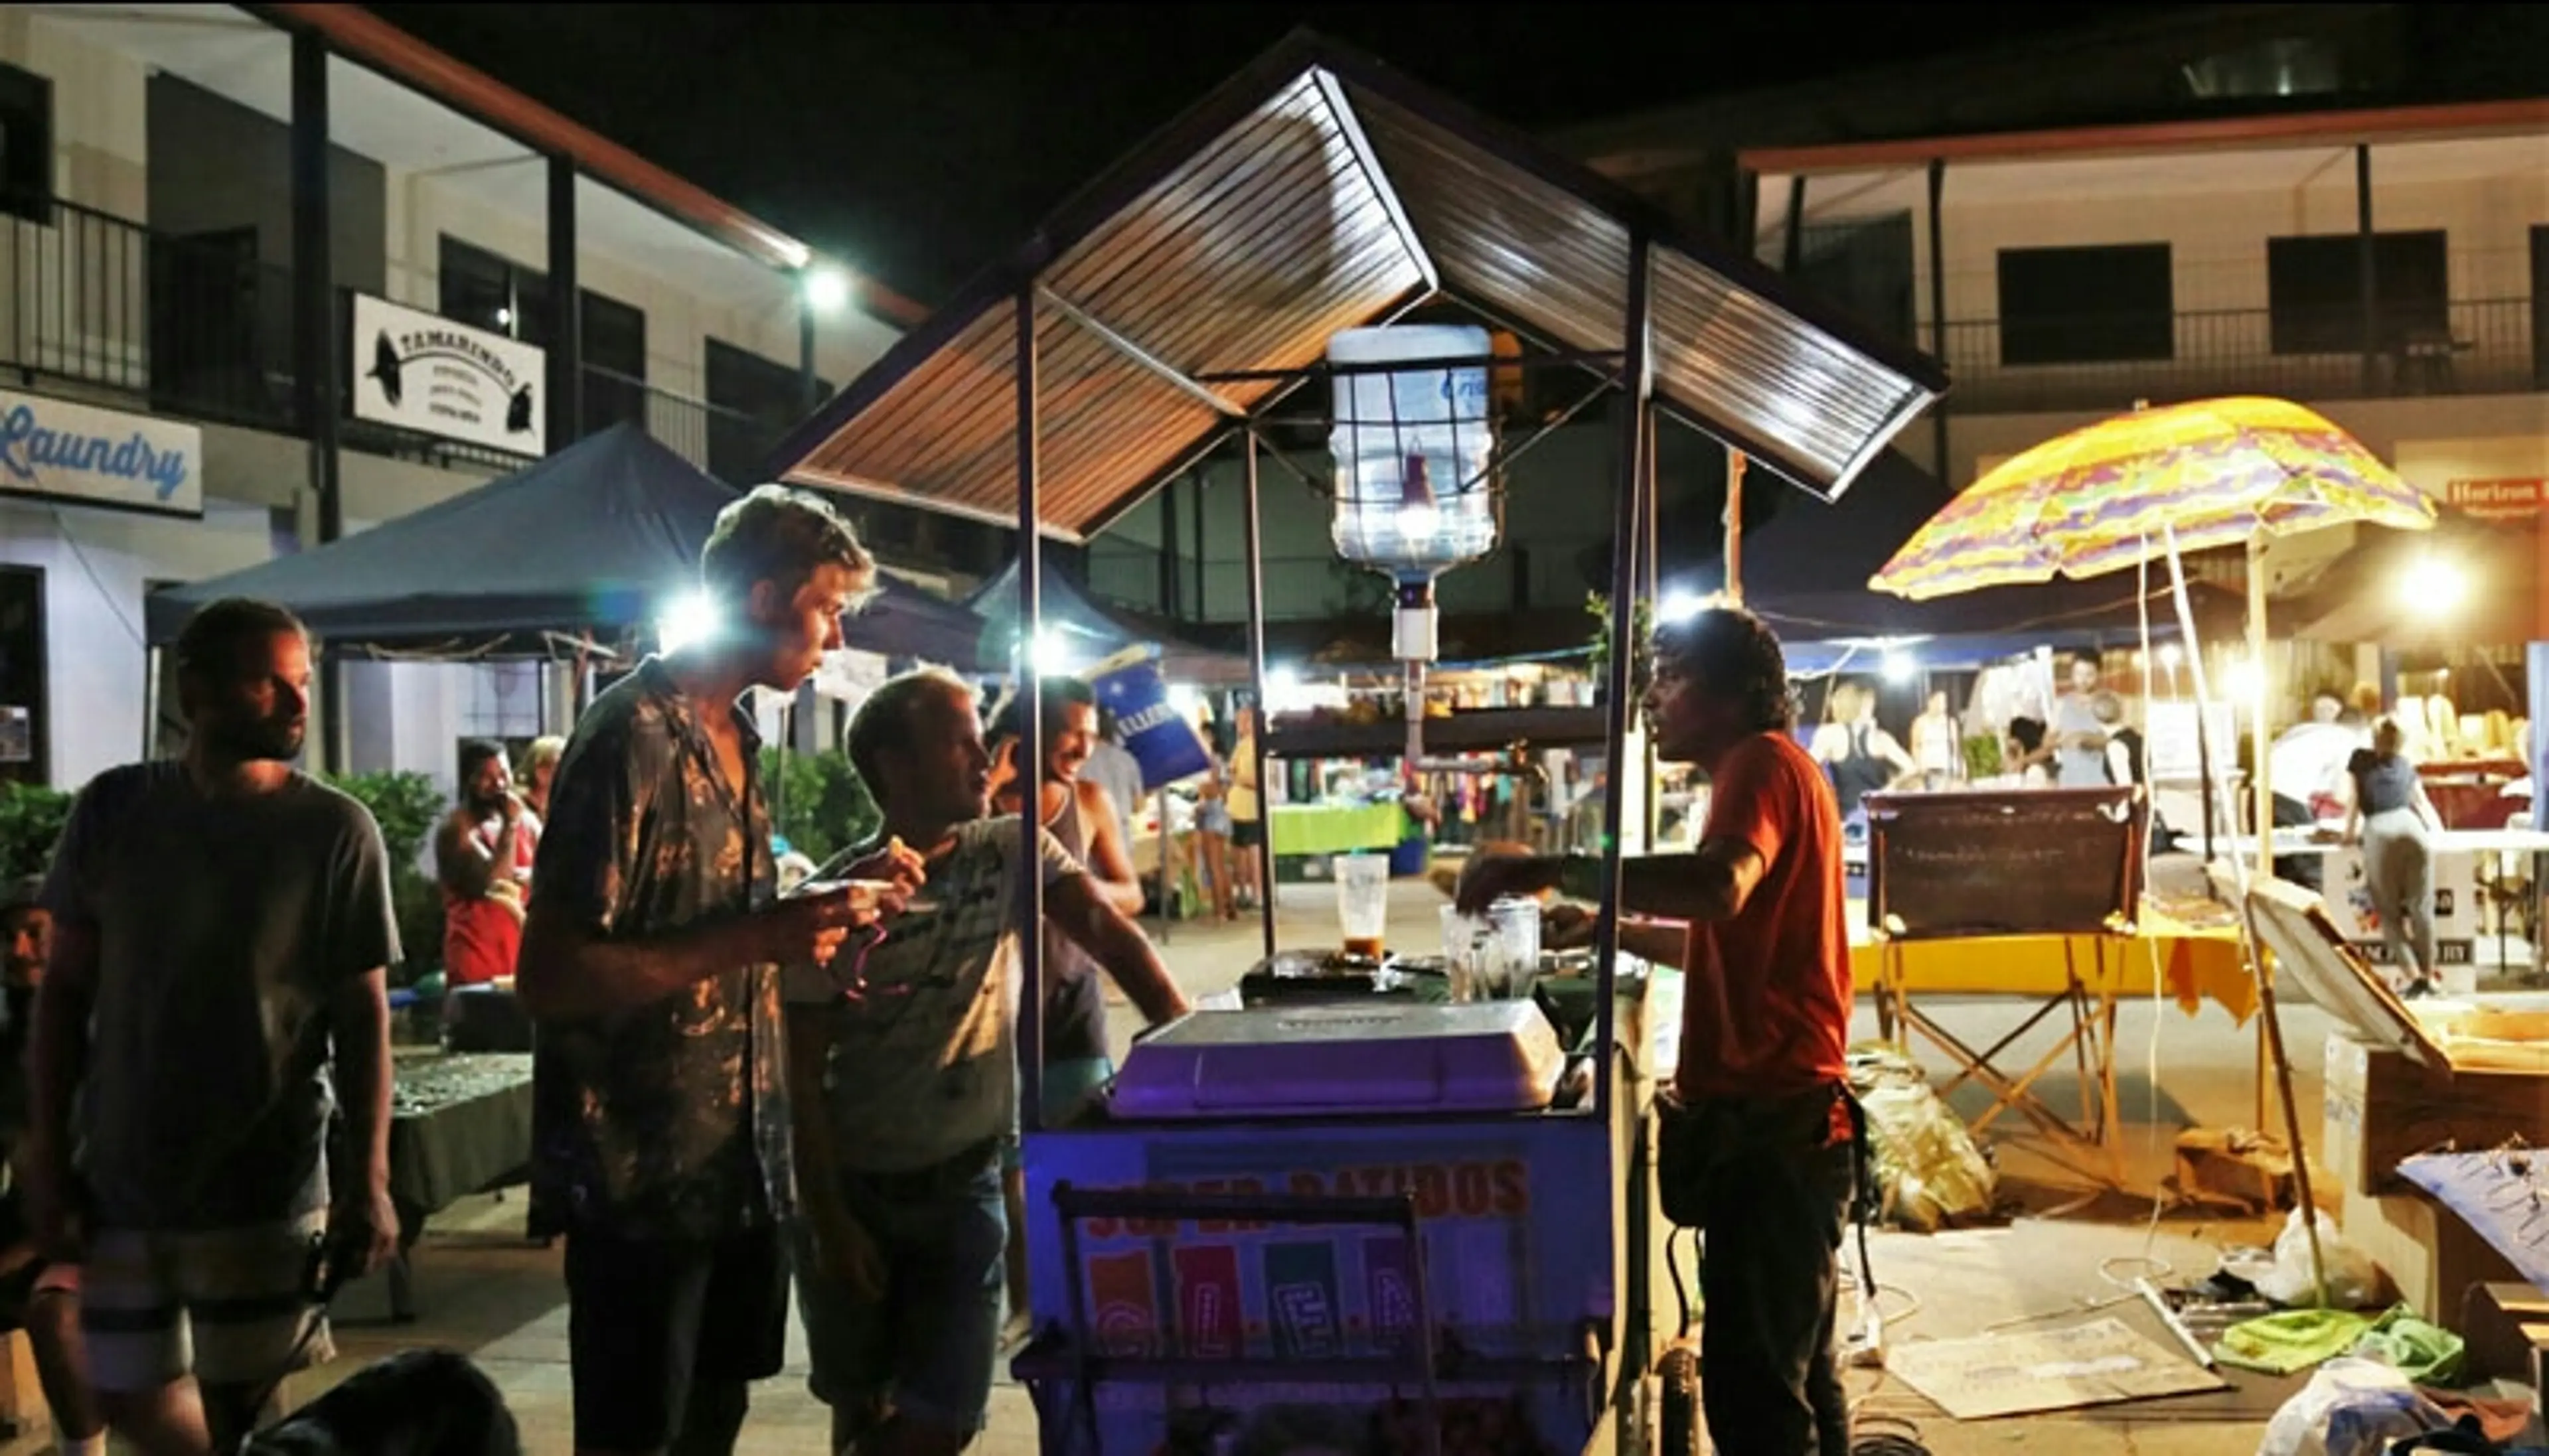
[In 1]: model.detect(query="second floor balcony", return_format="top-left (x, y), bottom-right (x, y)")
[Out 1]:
top-left (0, 190), bottom-right (797, 485)
top-left (1937, 297), bottom-right (2546, 416)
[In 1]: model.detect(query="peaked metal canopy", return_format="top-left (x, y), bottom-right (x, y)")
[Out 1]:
top-left (765, 30), bottom-right (1948, 544)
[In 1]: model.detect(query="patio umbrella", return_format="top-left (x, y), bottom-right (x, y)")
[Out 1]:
top-left (1868, 396), bottom-right (2436, 1308)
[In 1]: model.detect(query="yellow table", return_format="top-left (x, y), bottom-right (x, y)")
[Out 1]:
top-left (1852, 898), bottom-right (2252, 1193)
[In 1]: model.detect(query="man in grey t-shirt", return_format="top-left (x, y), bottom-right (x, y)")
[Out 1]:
top-left (29, 598), bottom-right (402, 1455)
top-left (783, 670), bottom-right (1188, 1456)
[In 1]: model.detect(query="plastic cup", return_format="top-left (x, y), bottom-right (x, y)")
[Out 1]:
top-left (1334, 854), bottom-right (1389, 956)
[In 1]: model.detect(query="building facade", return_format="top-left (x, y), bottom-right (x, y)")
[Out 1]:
top-left (0, 3), bottom-right (913, 794)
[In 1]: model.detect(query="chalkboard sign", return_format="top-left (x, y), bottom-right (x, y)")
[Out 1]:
top-left (1864, 787), bottom-right (2147, 941)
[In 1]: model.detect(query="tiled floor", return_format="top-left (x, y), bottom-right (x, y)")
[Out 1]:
top-left (1, 873), bottom-right (2491, 1454)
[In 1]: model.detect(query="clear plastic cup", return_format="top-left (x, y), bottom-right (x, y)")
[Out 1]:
top-left (1333, 854), bottom-right (1390, 956)
top-left (1441, 897), bottom-right (1541, 1001)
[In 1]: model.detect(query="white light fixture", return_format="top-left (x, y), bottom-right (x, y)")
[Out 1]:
top-left (2397, 553), bottom-right (2468, 619)
top-left (803, 267), bottom-right (853, 316)
top-left (1029, 626), bottom-right (1081, 677)
top-left (1881, 650), bottom-right (1917, 686)
top-left (656, 589), bottom-right (720, 656)
top-left (1656, 590), bottom-right (1708, 626)
top-left (2157, 642), bottom-right (2184, 671)
top-left (2224, 657), bottom-right (2263, 705)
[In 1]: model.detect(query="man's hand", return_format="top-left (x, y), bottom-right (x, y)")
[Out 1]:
top-left (1453, 851), bottom-right (1559, 915)
top-left (755, 883), bottom-right (901, 967)
top-left (838, 837), bottom-right (928, 901)
top-left (333, 1181), bottom-right (402, 1279)
top-left (1543, 902), bottom-right (1596, 950)
top-left (808, 1201), bottom-right (887, 1305)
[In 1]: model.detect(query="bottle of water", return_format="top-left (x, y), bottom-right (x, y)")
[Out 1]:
top-left (1327, 325), bottom-right (1498, 575)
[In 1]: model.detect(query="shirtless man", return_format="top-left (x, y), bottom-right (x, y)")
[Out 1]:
top-left (435, 740), bottom-right (538, 988)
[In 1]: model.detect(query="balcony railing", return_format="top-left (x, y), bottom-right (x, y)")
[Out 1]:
top-left (1938, 298), bottom-right (2544, 415)
top-left (0, 191), bottom-right (787, 481)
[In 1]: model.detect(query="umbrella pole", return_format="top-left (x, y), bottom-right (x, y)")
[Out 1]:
top-left (2163, 528), bottom-right (2329, 1305)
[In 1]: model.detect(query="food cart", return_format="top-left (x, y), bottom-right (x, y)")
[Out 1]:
top-left (766, 32), bottom-right (1942, 1455)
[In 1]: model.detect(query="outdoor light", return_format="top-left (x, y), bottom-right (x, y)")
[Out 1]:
top-left (2224, 657), bottom-right (2263, 705)
top-left (1656, 590), bottom-right (1707, 627)
top-left (1881, 650), bottom-right (1917, 686)
top-left (1324, 325), bottom-right (1499, 760)
top-left (2397, 553), bottom-right (2467, 619)
top-left (803, 266), bottom-right (852, 316)
top-left (656, 589), bottom-right (720, 655)
top-left (1165, 684), bottom-right (1203, 719)
top-left (1029, 626), bottom-right (1081, 677)
top-left (2158, 643), bottom-right (2184, 672)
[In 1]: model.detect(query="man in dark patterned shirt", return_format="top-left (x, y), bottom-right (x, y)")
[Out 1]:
top-left (519, 485), bottom-right (903, 1456)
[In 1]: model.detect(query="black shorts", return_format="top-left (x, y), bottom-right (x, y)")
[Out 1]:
top-left (563, 1223), bottom-right (788, 1451)
top-left (1232, 818), bottom-right (1265, 851)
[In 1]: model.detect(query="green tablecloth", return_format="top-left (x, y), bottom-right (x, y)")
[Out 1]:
top-left (1269, 802), bottom-right (1408, 857)
top-left (388, 1052), bottom-right (534, 1216)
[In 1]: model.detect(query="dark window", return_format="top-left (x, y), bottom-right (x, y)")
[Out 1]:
top-left (0, 565), bottom-right (46, 786)
top-left (704, 338), bottom-right (828, 485)
top-left (2266, 230), bottom-right (2449, 355)
top-left (438, 235), bottom-right (653, 445)
top-left (1791, 215), bottom-right (1918, 346)
top-left (1996, 244), bottom-right (2175, 366)
top-left (0, 62), bottom-right (52, 226)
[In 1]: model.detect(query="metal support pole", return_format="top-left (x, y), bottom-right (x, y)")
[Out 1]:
top-left (548, 155), bottom-right (582, 448)
top-left (1593, 235), bottom-right (1653, 1124)
top-left (1780, 177), bottom-right (1807, 277)
top-left (799, 285), bottom-right (821, 419)
top-left (2356, 145), bottom-right (2378, 396)
top-left (1243, 431), bottom-right (1276, 962)
top-left (1723, 451), bottom-right (1748, 605)
top-left (1015, 284), bottom-right (1045, 1136)
top-left (1926, 159), bottom-right (1950, 483)
top-left (289, 28), bottom-right (345, 773)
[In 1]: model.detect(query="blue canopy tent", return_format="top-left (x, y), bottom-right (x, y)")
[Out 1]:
top-left (146, 423), bottom-right (990, 669)
top-left (963, 557), bottom-right (1255, 686)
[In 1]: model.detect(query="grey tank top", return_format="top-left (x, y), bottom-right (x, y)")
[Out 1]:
top-left (1030, 787), bottom-right (1111, 1066)
top-left (2351, 751), bottom-right (2418, 816)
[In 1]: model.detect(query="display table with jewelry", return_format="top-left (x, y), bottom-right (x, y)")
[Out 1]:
top-left (364, 1050), bottom-right (536, 1321)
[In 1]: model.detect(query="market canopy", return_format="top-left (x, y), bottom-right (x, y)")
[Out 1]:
top-left (763, 29), bottom-right (1946, 543)
top-left (964, 559), bottom-right (1256, 686)
top-left (146, 421), bottom-right (993, 668)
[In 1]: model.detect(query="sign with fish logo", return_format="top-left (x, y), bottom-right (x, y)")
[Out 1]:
top-left (350, 293), bottom-right (546, 456)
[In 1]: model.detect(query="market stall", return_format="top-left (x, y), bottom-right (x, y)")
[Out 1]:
top-left (766, 30), bottom-right (1941, 1454)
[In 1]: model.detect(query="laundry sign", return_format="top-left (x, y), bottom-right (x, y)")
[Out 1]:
top-left (0, 388), bottom-right (200, 516)
top-left (350, 293), bottom-right (546, 456)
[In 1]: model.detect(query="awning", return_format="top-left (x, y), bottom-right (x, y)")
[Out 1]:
top-left (764, 30), bottom-right (1946, 543)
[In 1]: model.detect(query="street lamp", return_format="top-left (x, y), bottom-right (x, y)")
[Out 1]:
top-left (803, 266), bottom-right (852, 316)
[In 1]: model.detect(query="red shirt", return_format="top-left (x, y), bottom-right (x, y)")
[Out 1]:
top-left (1676, 731), bottom-right (1853, 1102)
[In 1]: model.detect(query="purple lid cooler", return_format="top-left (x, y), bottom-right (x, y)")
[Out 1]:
top-left (1107, 1001), bottom-right (1565, 1120)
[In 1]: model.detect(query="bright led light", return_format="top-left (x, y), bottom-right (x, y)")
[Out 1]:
top-left (803, 267), bottom-right (852, 315)
top-left (2398, 555), bottom-right (2468, 619)
top-left (2157, 643), bottom-right (2184, 671)
top-left (1029, 626), bottom-right (1081, 677)
top-left (655, 589), bottom-right (720, 655)
top-left (1881, 650), bottom-right (1917, 685)
top-left (1395, 504), bottom-right (1440, 546)
top-left (1165, 684), bottom-right (1203, 718)
top-left (1656, 591), bottom-right (1705, 626)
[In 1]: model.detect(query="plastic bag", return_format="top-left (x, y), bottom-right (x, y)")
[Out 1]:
top-left (2256, 1356), bottom-right (2450, 1456)
top-left (1845, 1044), bottom-right (1996, 1232)
top-left (2231, 1209), bottom-right (2381, 1310)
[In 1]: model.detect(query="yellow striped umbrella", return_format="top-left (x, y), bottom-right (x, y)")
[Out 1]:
top-left (1871, 397), bottom-right (2435, 601)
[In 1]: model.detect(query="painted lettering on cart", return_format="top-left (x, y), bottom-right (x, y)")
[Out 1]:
top-left (1081, 1158), bottom-right (1530, 1239)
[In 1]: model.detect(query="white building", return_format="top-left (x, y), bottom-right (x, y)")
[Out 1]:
top-left (0, 3), bottom-right (910, 795)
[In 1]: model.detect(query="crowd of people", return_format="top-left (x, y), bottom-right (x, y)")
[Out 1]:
top-left (0, 477), bottom-right (1878, 1456)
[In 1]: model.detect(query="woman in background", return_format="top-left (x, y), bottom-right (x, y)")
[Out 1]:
top-left (2347, 717), bottom-right (2446, 997)
top-left (1227, 705), bottom-right (1265, 911)
top-left (518, 733), bottom-right (566, 822)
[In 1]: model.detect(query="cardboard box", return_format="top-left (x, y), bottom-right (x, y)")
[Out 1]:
top-left (2339, 1183), bottom-right (2526, 1323)
top-left (2321, 1033), bottom-right (2549, 1195)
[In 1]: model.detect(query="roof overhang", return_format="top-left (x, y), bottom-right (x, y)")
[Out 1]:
top-left (766, 31), bottom-right (1948, 544)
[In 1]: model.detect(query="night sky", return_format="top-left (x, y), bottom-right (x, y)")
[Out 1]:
top-left (368, 3), bottom-right (2162, 305)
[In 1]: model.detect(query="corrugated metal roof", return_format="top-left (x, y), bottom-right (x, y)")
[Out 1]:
top-left (767, 31), bottom-right (1947, 543)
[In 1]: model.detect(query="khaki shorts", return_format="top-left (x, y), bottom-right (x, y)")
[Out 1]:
top-left (79, 1212), bottom-right (331, 1394)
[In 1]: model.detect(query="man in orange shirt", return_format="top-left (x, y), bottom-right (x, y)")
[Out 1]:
top-left (1458, 605), bottom-right (1855, 1456)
